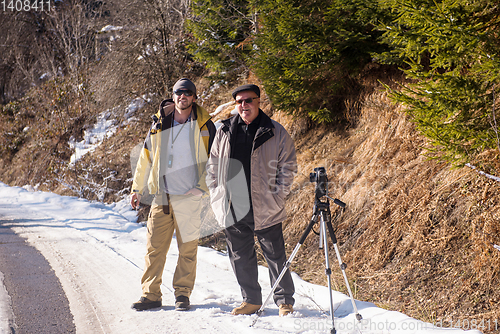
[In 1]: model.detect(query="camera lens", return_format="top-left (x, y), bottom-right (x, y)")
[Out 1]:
top-left (309, 173), bottom-right (316, 183)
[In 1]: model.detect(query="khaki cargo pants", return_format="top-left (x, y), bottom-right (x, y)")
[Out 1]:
top-left (141, 193), bottom-right (202, 301)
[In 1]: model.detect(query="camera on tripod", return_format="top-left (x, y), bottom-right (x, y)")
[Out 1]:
top-left (310, 167), bottom-right (328, 198)
top-left (252, 166), bottom-right (361, 332)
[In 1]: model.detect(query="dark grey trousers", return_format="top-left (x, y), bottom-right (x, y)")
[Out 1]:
top-left (225, 222), bottom-right (295, 306)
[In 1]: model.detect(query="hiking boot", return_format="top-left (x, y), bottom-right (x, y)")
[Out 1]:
top-left (279, 304), bottom-right (294, 317)
top-left (131, 297), bottom-right (162, 311)
top-left (231, 302), bottom-right (261, 315)
top-left (175, 295), bottom-right (190, 311)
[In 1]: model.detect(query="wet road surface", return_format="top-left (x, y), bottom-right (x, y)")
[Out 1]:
top-left (0, 223), bottom-right (75, 334)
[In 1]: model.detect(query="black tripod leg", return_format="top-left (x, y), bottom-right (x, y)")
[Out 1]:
top-left (300, 213), bottom-right (319, 243)
top-left (326, 219), bottom-right (362, 321)
top-left (250, 213), bottom-right (319, 327)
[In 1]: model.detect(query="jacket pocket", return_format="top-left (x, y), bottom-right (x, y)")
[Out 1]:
top-left (271, 190), bottom-right (285, 210)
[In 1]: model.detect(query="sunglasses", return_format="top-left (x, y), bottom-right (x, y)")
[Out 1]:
top-left (174, 89), bottom-right (194, 97)
top-left (235, 97), bottom-right (258, 104)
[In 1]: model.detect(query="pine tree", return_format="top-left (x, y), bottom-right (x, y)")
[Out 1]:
top-left (379, 0), bottom-right (500, 164)
top-left (252, 0), bottom-right (392, 122)
top-left (187, 0), bottom-right (392, 121)
top-left (186, 0), bottom-right (256, 74)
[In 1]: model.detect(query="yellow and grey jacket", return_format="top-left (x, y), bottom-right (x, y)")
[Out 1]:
top-left (132, 99), bottom-right (216, 196)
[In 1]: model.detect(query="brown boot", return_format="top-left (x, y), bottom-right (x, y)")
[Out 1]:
top-left (175, 295), bottom-right (191, 311)
top-left (279, 304), bottom-right (293, 317)
top-left (231, 302), bottom-right (261, 315)
top-left (131, 297), bottom-right (162, 311)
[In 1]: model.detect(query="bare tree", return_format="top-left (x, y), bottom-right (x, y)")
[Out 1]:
top-left (0, 11), bottom-right (40, 102)
top-left (0, 1), bottom-right (111, 103)
top-left (91, 0), bottom-right (204, 108)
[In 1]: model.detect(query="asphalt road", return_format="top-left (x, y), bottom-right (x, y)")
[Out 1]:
top-left (0, 222), bottom-right (76, 334)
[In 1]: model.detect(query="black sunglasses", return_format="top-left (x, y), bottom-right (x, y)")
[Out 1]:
top-left (174, 89), bottom-right (194, 97)
top-left (235, 97), bottom-right (258, 104)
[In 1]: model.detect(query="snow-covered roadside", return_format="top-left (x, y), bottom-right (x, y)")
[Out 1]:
top-left (0, 182), bottom-right (483, 334)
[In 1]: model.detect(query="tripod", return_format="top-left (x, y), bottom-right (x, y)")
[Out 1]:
top-left (251, 193), bottom-right (362, 333)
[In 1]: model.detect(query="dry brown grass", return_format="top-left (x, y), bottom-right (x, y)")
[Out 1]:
top-left (280, 89), bottom-right (500, 332)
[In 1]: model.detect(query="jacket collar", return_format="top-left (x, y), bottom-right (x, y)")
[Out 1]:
top-left (222, 109), bottom-right (274, 131)
top-left (156, 99), bottom-right (212, 128)
top-left (222, 110), bottom-right (275, 151)
top-left (253, 111), bottom-right (274, 151)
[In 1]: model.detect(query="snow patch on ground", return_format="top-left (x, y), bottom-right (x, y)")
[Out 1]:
top-left (68, 97), bottom-right (146, 165)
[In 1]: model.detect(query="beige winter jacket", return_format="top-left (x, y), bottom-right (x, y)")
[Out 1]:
top-left (206, 111), bottom-right (297, 230)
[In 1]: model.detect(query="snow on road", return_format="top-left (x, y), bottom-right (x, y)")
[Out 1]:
top-left (0, 182), bottom-right (482, 333)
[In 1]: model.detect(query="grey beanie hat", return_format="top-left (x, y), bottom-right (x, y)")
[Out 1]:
top-left (173, 78), bottom-right (197, 98)
top-left (231, 84), bottom-right (260, 99)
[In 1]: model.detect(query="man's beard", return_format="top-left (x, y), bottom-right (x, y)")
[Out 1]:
top-left (177, 100), bottom-right (193, 111)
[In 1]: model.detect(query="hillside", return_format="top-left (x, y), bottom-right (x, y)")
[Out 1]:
top-left (1, 72), bottom-right (500, 333)
top-left (280, 90), bottom-right (500, 331)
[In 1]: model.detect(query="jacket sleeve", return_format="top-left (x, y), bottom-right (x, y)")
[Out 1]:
top-left (276, 127), bottom-right (297, 198)
top-left (205, 126), bottom-right (222, 192)
top-left (195, 120), bottom-right (217, 193)
top-left (206, 120), bottom-right (217, 154)
top-left (131, 133), bottom-right (152, 195)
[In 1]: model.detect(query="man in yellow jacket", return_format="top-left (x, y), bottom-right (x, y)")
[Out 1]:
top-left (130, 78), bottom-right (215, 311)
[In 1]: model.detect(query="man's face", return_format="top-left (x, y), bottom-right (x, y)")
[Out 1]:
top-left (173, 90), bottom-right (195, 111)
top-left (235, 91), bottom-right (260, 124)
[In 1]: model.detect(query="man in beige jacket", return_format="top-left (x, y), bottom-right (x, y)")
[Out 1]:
top-left (206, 84), bottom-right (297, 316)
